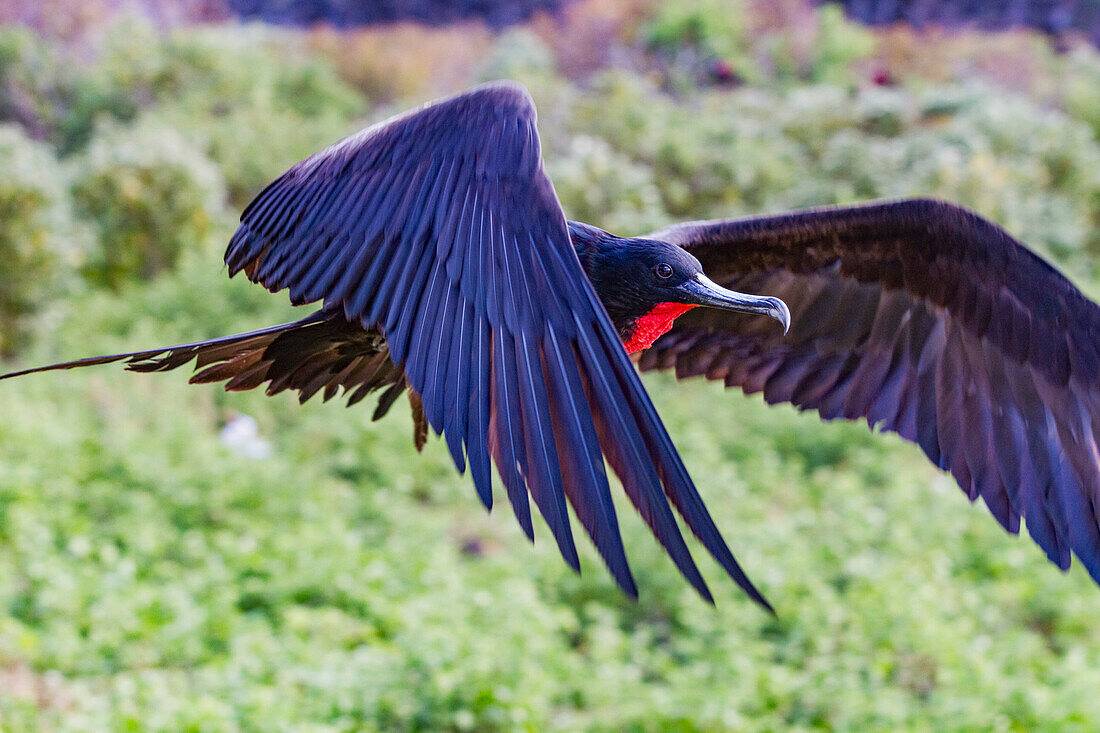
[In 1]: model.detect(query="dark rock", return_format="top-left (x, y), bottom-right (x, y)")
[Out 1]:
top-left (223, 0), bottom-right (572, 28)
top-left (821, 0), bottom-right (1100, 49)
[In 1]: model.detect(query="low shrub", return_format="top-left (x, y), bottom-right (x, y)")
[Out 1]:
top-left (0, 125), bottom-right (88, 355)
top-left (70, 117), bottom-right (228, 289)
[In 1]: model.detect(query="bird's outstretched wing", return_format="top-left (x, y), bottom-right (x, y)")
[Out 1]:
top-left (641, 198), bottom-right (1100, 584)
top-left (222, 81), bottom-right (768, 607)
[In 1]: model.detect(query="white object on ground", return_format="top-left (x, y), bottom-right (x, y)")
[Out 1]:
top-left (219, 413), bottom-right (272, 460)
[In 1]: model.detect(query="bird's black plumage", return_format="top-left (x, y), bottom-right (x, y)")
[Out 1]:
top-left (641, 201), bottom-right (1100, 584)
top-left (5, 82), bottom-right (1100, 608)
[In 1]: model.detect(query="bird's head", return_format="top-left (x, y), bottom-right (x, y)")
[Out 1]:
top-left (569, 222), bottom-right (790, 353)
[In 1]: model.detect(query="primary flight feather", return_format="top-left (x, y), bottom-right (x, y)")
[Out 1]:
top-left (5, 81), bottom-right (1100, 609)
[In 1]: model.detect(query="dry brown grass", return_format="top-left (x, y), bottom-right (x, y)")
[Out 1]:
top-left (304, 22), bottom-right (494, 102)
top-left (528, 0), bottom-right (659, 77)
top-left (0, 0), bottom-right (232, 42)
top-left (1, 0), bottom-right (1084, 107)
top-left (872, 25), bottom-right (1067, 99)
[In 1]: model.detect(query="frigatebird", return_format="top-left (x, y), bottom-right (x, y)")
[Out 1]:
top-left (5, 81), bottom-right (1100, 611)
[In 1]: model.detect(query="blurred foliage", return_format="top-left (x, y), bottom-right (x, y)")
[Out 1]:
top-left (306, 23), bottom-right (493, 103)
top-left (0, 27), bottom-right (74, 141)
top-left (550, 71), bottom-right (1100, 277)
top-left (645, 0), bottom-right (750, 60)
top-left (66, 22), bottom-right (366, 207)
top-left (477, 27), bottom-right (559, 82)
top-left (0, 20), bottom-right (366, 300)
top-left (1064, 46), bottom-right (1100, 139)
top-left (547, 134), bottom-right (668, 235)
top-left (3, 3), bottom-right (1100, 730)
top-left (807, 4), bottom-right (876, 84)
top-left (71, 116), bottom-right (228, 289)
top-left (0, 125), bottom-right (89, 355)
top-left (643, 0), bottom-right (876, 88)
top-left (644, 0), bottom-right (759, 85)
top-left (58, 21), bottom-right (364, 157)
top-left (4, 259), bottom-right (1100, 730)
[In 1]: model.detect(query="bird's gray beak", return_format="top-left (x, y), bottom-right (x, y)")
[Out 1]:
top-left (678, 274), bottom-right (791, 333)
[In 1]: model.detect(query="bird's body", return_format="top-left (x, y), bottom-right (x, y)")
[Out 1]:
top-left (6, 81), bottom-right (1100, 610)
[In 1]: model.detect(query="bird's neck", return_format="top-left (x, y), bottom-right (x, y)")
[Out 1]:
top-left (622, 302), bottom-right (698, 353)
top-left (568, 220), bottom-right (697, 353)
top-left (568, 221), bottom-right (606, 275)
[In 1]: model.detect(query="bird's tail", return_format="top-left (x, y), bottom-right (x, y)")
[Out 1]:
top-left (2, 311), bottom-right (426, 447)
top-left (0, 312), bottom-right (329, 385)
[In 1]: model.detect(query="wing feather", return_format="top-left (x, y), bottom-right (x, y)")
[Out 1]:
top-left (224, 82), bottom-right (772, 604)
top-left (644, 198), bottom-right (1100, 587)
top-left (574, 321), bottom-right (714, 602)
top-left (8, 82), bottom-right (771, 606)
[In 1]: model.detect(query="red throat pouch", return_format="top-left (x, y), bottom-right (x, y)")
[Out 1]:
top-left (623, 302), bottom-right (698, 354)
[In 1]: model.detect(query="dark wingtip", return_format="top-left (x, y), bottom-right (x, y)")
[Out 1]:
top-left (692, 576), bottom-right (716, 605)
top-left (723, 562), bottom-right (775, 614)
top-left (559, 538), bottom-right (581, 572)
top-left (619, 574), bottom-right (639, 600)
top-left (755, 592), bottom-right (777, 616)
top-left (0, 353), bottom-right (140, 380)
top-left (516, 511), bottom-right (535, 542)
top-left (712, 563), bottom-right (775, 613)
top-left (467, 444), bottom-right (493, 512)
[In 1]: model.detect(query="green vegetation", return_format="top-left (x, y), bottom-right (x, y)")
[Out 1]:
top-left (0, 124), bottom-right (89, 355)
top-left (71, 117), bottom-right (227, 288)
top-left (3, 6), bottom-right (1100, 730)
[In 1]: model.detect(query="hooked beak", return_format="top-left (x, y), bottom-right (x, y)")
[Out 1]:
top-left (678, 274), bottom-right (791, 333)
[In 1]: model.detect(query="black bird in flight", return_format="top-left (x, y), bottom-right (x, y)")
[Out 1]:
top-left (6, 81), bottom-right (1100, 611)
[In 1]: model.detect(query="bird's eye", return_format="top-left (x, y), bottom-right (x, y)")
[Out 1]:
top-left (655, 263), bottom-right (673, 279)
